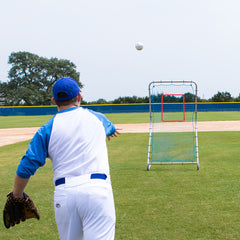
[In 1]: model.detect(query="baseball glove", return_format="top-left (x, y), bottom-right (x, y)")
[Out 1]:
top-left (3, 192), bottom-right (40, 228)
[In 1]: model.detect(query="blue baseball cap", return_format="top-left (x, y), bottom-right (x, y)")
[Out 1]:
top-left (53, 77), bottom-right (81, 101)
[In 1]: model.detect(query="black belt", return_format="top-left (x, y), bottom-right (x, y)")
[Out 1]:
top-left (55, 173), bottom-right (107, 186)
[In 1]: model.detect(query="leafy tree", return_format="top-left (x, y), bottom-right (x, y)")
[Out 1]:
top-left (0, 51), bottom-right (82, 105)
top-left (210, 91), bottom-right (233, 102)
top-left (91, 98), bottom-right (108, 104)
top-left (184, 93), bottom-right (195, 102)
top-left (151, 94), bottom-right (162, 104)
top-left (234, 94), bottom-right (240, 102)
top-left (112, 95), bottom-right (148, 104)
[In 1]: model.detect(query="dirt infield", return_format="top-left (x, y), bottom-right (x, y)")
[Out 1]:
top-left (0, 121), bottom-right (239, 147)
top-left (115, 121), bottom-right (240, 133)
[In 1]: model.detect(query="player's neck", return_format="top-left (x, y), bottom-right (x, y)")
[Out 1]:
top-left (57, 103), bottom-right (80, 112)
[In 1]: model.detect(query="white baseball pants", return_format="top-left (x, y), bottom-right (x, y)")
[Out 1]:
top-left (54, 174), bottom-right (115, 240)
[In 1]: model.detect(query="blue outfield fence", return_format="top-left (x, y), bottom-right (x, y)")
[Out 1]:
top-left (0, 103), bottom-right (239, 116)
top-left (0, 106), bottom-right (58, 116)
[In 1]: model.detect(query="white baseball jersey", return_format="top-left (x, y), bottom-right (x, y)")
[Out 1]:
top-left (48, 107), bottom-right (110, 182)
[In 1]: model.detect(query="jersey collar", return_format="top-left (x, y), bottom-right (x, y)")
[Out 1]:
top-left (58, 106), bottom-right (79, 114)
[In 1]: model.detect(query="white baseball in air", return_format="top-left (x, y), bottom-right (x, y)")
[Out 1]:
top-left (135, 42), bottom-right (144, 51)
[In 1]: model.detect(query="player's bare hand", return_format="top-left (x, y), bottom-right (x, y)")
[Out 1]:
top-left (107, 128), bottom-right (121, 141)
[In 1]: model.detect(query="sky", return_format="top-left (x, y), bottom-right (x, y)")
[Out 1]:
top-left (1, 0), bottom-right (240, 102)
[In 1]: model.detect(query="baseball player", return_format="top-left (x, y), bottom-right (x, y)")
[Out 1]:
top-left (12, 77), bottom-right (120, 240)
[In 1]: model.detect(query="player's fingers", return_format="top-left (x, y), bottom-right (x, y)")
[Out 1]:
top-left (115, 128), bottom-right (122, 135)
top-left (112, 132), bottom-right (119, 137)
top-left (107, 128), bottom-right (122, 140)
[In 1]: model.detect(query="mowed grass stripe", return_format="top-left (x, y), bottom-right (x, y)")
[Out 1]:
top-left (0, 111), bottom-right (239, 128)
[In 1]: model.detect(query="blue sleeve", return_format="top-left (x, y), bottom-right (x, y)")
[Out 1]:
top-left (88, 109), bottom-right (116, 136)
top-left (16, 118), bottom-right (54, 179)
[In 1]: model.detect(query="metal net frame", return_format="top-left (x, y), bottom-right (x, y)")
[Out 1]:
top-left (147, 80), bottom-right (199, 170)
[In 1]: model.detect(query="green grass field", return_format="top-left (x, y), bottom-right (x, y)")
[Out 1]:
top-left (0, 112), bottom-right (240, 239)
top-left (0, 111), bottom-right (239, 128)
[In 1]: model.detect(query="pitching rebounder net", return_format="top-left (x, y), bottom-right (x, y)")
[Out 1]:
top-left (147, 81), bottom-right (199, 170)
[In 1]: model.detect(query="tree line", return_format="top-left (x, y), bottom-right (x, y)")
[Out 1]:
top-left (0, 51), bottom-right (239, 106)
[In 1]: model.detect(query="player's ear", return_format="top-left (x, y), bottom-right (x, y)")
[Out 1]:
top-left (51, 97), bottom-right (56, 105)
top-left (77, 93), bottom-right (81, 104)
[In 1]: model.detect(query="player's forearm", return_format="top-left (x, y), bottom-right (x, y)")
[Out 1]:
top-left (13, 174), bottom-right (29, 198)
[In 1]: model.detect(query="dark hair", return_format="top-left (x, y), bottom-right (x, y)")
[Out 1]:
top-left (55, 96), bottom-right (78, 106)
